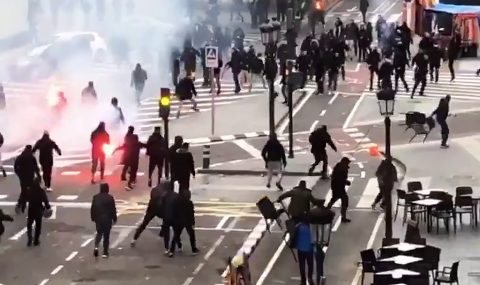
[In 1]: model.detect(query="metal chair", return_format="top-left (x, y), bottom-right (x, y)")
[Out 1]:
top-left (360, 249), bottom-right (377, 285)
top-left (394, 189), bottom-right (407, 222)
top-left (455, 196), bottom-right (476, 227)
top-left (408, 117), bottom-right (435, 143)
top-left (430, 196), bottom-right (456, 234)
top-left (434, 261), bottom-right (459, 284)
top-left (456, 186), bottom-right (473, 197)
top-left (407, 181), bottom-right (423, 193)
top-left (422, 245), bottom-right (441, 283)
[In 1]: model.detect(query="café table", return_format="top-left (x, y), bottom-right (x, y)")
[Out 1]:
top-left (379, 255), bottom-right (423, 265)
top-left (383, 242), bottom-right (426, 252)
top-left (376, 268), bottom-right (420, 279)
top-left (411, 199), bottom-right (442, 233)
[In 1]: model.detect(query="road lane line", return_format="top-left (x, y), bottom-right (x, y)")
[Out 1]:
top-left (343, 93), bottom-right (366, 129)
top-left (215, 216), bottom-right (230, 230)
top-left (50, 265), bottom-right (64, 275)
top-left (192, 262), bottom-right (205, 275)
top-left (204, 235), bottom-right (225, 261)
top-left (65, 251), bottom-right (78, 262)
top-left (80, 237), bottom-right (94, 248)
top-left (9, 227), bottom-right (27, 241)
top-left (278, 89), bottom-right (315, 135)
top-left (49, 206), bottom-right (57, 220)
top-left (39, 279), bottom-right (49, 285)
top-left (233, 140), bottom-right (262, 158)
top-left (356, 178), bottom-right (379, 208)
top-left (182, 277), bottom-right (194, 285)
top-left (310, 120), bottom-right (319, 133)
top-left (351, 214), bottom-right (384, 285)
top-left (328, 92), bottom-right (339, 105)
top-left (320, 109), bottom-right (326, 116)
top-left (331, 216), bottom-right (342, 232)
top-left (357, 162), bottom-right (364, 169)
top-left (349, 132), bottom-right (365, 138)
top-left (56, 195), bottom-right (78, 201)
top-left (225, 216), bottom-right (240, 233)
top-left (0, 195), bottom-right (7, 199)
top-left (256, 234), bottom-right (289, 285)
top-left (361, 171), bottom-right (366, 178)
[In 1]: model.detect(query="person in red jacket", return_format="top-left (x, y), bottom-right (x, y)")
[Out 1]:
top-left (90, 122), bottom-right (110, 184)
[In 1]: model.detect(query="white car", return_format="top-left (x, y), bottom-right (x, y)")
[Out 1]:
top-left (9, 31), bottom-right (109, 81)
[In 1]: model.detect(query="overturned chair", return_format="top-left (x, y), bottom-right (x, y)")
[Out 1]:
top-left (405, 111), bottom-right (436, 143)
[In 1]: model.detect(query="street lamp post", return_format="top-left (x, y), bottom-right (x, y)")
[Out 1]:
top-left (309, 206), bottom-right (335, 285)
top-left (260, 19), bottom-right (281, 135)
top-left (376, 88), bottom-right (396, 240)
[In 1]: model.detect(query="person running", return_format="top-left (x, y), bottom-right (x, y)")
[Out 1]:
top-left (32, 131), bottom-right (62, 192)
top-left (26, 177), bottom-right (51, 247)
top-left (175, 75), bottom-right (199, 119)
top-left (90, 122), bottom-right (110, 184)
top-left (308, 126), bottom-right (337, 178)
top-left (261, 133), bottom-right (287, 191)
top-left (326, 157), bottom-right (352, 223)
top-left (131, 63), bottom-right (148, 104)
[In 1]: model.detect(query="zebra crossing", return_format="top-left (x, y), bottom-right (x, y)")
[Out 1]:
top-left (1, 63), bottom-right (125, 103)
top-left (243, 32), bottom-right (261, 47)
top-left (363, 70), bottom-right (480, 101)
top-left (134, 80), bottom-right (267, 132)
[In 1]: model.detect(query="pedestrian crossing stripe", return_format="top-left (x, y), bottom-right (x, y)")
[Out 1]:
top-left (365, 70), bottom-right (480, 101)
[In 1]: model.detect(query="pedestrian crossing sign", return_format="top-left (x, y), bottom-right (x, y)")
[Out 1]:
top-left (205, 46), bottom-right (219, 68)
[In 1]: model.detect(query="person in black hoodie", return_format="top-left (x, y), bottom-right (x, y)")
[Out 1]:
top-left (429, 43), bottom-right (442, 83)
top-left (146, 127), bottom-right (167, 187)
top-left (378, 58), bottom-right (394, 89)
top-left (0, 209), bottom-right (13, 240)
top-left (225, 48), bottom-right (243, 94)
top-left (167, 191), bottom-right (199, 257)
top-left (261, 133), bottom-right (287, 191)
top-left (308, 126), bottom-right (337, 178)
top-left (393, 47), bottom-right (409, 92)
top-left (120, 126), bottom-right (135, 181)
top-left (326, 157), bottom-right (351, 223)
top-left (411, 49), bottom-right (429, 99)
top-left (0, 131), bottom-right (6, 177)
top-left (172, 143), bottom-right (195, 195)
top-left (14, 145), bottom-right (41, 213)
top-left (431, 95), bottom-right (451, 148)
top-left (167, 136), bottom-right (183, 181)
top-left (32, 131), bottom-right (62, 192)
top-left (296, 51), bottom-right (311, 89)
top-left (367, 47), bottom-right (381, 91)
top-left (26, 177), bottom-right (51, 246)
top-left (115, 134), bottom-right (146, 190)
top-left (90, 122), bottom-right (110, 184)
top-left (175, 75), bottom-right (199, 119)
top-left (90, 183), bottom-right (117, 258)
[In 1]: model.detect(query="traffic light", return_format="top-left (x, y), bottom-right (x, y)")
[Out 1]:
top-left (159, 88), bottom-right (171, 120)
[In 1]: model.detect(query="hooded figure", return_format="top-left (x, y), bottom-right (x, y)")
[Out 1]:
top-left (172, 143), bottom-right (195, 195)
top-left (32, 131), bottom-right (62, 191)
top-left (432, 95), bottom-right (451, 148)
top-left (26, 177), bottom-right (51, 247)
top-left (146, 127), bottom-right (167, 187)
top-left (261, 133), bottom-right (287, 191)
top-left (308, 126), bottom-right (337, 178)
top-left (277, 180), bottom-right (324, 220)
top-left (14, 145), bottom-right (41, 213)
top-left (81, 81), bottom-right (97, 104)
top-left (131, 63), bottom-right (148, 104)
top-left (115, 134), bottom-right (146, 190)
top-left (326, 157), bottom-right (351, 222)
top-left (120, 126), bottom-right (135, 181)
top-left (168, 136), bottom-right (184, 181)
top-left (90, 122), bottom-right (110, 184)
top-left (168, 191), bottom-right (198, 257)
top-left (90, 183), bottom-right (117, 258)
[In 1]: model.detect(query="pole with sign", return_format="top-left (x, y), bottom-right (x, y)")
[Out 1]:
top-left (203, 46), bottom-right (219, 169)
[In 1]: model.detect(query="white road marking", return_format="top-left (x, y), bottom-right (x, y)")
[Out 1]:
top-left (56, 195), bottom-right (78, 201)
top-left (80, 237), bottom-right (94, 248)
top-left (320, 109), bottom-right (326, 116)
top-left (215, 216), bottom-right (230, 230)
top-left (278, 89), bottom-right (315, 135)
top-left (204, 235), bottom-right (225, 261)
top-left (0, 195), bottom-right (7, 200)
top-left (9, 227), bottom-right (27, 241)
top-left (343, 127), bottom-right (359, 133)
top-left (356, 178), bottom-right (379, 208)
top-left (60, 171), bottom-right (80, 176)
top-left (49, 206), bottom-right (57, 220)
top-left (310, 120), bottom-right (319, 133)
top-left (349, 132), bottom-right (365, 138)
top-left (39, 279), bottom-right (49, 285)
top-left (113, 225), bottom-right (255, 232)
top-left (355, 137), bottom-right (371, 143)
top-left (357, 162), bottom-right (364, 169)
top-left (182, 277), bottom-right (194, 285)
top-left (50, 265), bottom-right (64, 275)
top-left (256, 234), bottom-right (289, 285)
top-left (111, 226), bottom-right (135, 249)
top-left (328, 92), bottom-right (339, 105)
top-left (331, 216), bottom-right (342, 232)
top-left (192, 262), bottom-right (205, 275)
top-left (65, 251), bottom-right (78, 261)
top-left (361, 171), bottom-right (366, 178)
top-left (233, 140), bottom-right (262, 158)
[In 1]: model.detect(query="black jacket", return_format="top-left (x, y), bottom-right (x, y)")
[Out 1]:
top-left (14, 150), bottom-right (40, 180)
top-left (412, 52), bottom-right (429, 73)
top-left (429, 46), bottom-right (442, 67)
top-left (278, 186), bottom-right (323, 218)
top-left (331, 161), bottom-right (351, 194)
top-left (379, 60), bottom-right (394, 80)
top-left (0, 132), bottom-right (3, 147)
top-left (432, 98), bottom-right (449, 121)
top-left (90, 128), bottom-right (110, 156)
top-left (146, 132), bottom-right (167, 158)
top-left (0, 209), bottom-right (13, 236)
top-left (27, 184), bottom-right (51, 215)
top-left (393, 49), bottom-right (408, 68)
top-left (117, 140), bottom-right (146, 164)
top-left (168, 143), bottom-right (182, 178)
top-left (296, 54), bottom-right (311, 72)
top-left (173, 197), bottom-right (195, 226)
top-left (32, 136), bottom-right (62, 166)
top-left (261, 139), bottom-right (286, 164)
top-left (226, 49), bottom-right (243, 74)
top-left (176, 77), bottom-right (197, 100)
top-left (91, 192), bottom-right (117, 225)
top-left (309, 129), bottom-right (337, 153)
top-left (172, 149), bottom-right (195, 180)
top-left (367, 50), bottom-right (381, 69)
top-left (162, 191), bottom-right (180, 222)
top-left (345, 22), bottom-right (359, 40)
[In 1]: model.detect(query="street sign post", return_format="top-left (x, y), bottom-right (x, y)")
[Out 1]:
top-left (203, 46), bottom-right (219, 169)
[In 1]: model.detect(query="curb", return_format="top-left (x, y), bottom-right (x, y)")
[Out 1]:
top-left (197, 168), bottom-right (316, 176)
